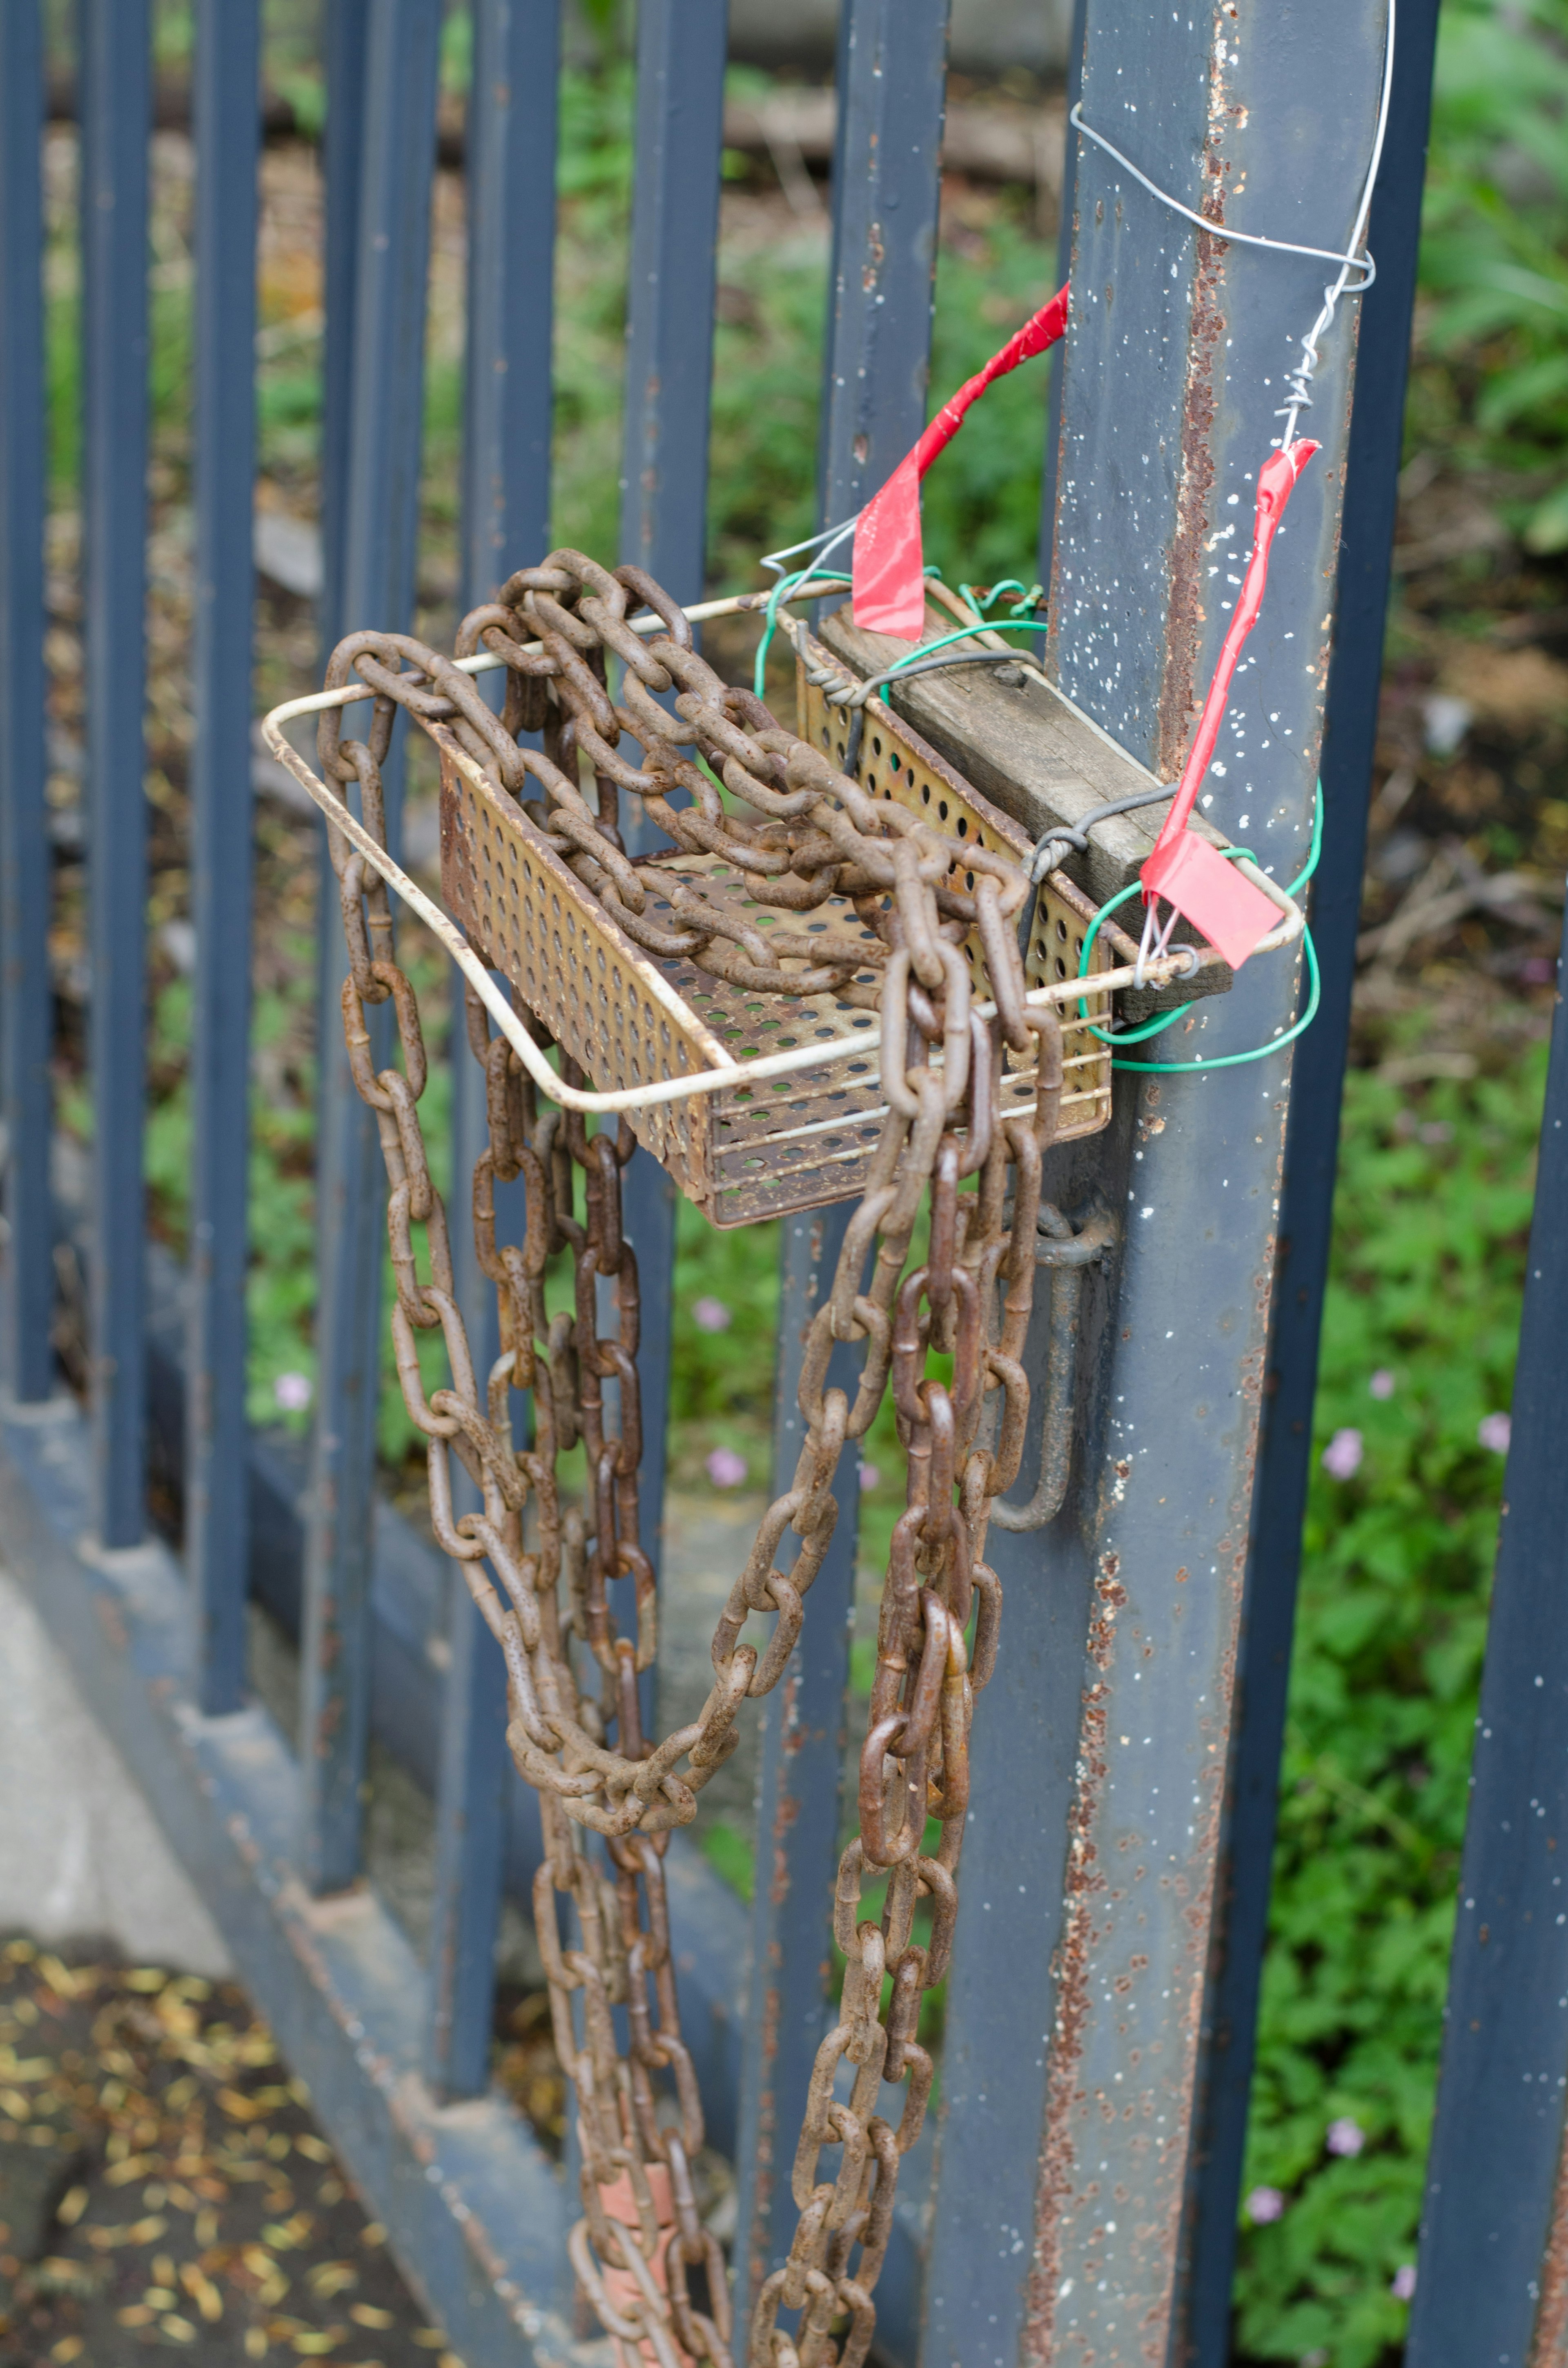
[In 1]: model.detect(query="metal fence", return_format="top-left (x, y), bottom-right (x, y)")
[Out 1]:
top-left (7, 0), bottom-right (1566, 2359)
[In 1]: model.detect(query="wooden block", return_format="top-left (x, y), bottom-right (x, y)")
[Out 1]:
top-left (814, 600), bottom-right (1233, 1010)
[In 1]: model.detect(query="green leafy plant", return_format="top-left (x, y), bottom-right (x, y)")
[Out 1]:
top-left (1232, 1044), bottom-right (1541, 2363)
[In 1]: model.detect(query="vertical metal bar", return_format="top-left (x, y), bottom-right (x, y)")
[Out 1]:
top-left (424, 0), bottom-right (562, 2105)
top-left (619, 0), bottom-right (727, 624)
top-left (732, 1203), bottom-right (861, 2320)
top-left (1178, 4), bottom-right (1441, 2349)
top-left (1405, 1043), bottom-right (1568, 2363)
top-left (186, 0), bottom-right (260, 1716)
top-left (920, 4), bottom-right (1384, 2353)
top-left (81, 0), bottom-right (151, 1548)
top-left (732, 0), bottom-right (951, 2328)
top-left (461, 0), bottom-right (559, 603)
top-left (1037, 0), bottom-right (1087, 588)
top-left (0, 0), bottom-right (53, 1407)
top-left (817, 0), bottom-right (950, 525)
top-left (318, 0), bottom-right (371, 660)
top-left (613, 0), bottom-right (727, 1714)
top-left (301, 0), bottom-right (442, 1892)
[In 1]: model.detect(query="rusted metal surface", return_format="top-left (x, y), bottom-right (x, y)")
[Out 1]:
top-left (997, 0), bottom-right (1385, 2357)
top-left (294, 544), bottom-right (1082, 2363)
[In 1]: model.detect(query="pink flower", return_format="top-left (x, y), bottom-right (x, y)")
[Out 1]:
top-left (1523, 955), bottom-right (1555, 986)
top-left (274, 1371), bottom-right (312, 1412)
top-left (1325, 2116), bottom-right (1365, 2157)
top-left (858, 1463), bottom-right (880, 1491)
top-left (1321, 1428), bottom-right (1363, 1480)
top-left (1390, 2263), bottom-right (1417, 2302)
top-left (1369, 1369), bottom-right (1395, 1400)
top-left (706, 1446), bottom-right (748, 1489)
top-left (1244, 2185), bottom-right (1285, 2225)
top-left (693, 1297), bottom-right (732, 1334)
top-left (1479, 1411), bottom-right (1512, 1454)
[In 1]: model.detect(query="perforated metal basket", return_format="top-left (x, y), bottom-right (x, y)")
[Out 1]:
top-left (431, 655), bottom-right (1129, 1226)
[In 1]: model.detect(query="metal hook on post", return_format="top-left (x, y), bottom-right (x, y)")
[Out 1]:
top-left (988, 1201), bottom-right (1117, 1532)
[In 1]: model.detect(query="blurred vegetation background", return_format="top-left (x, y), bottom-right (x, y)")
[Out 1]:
top-left (25, 0), bottom-right (1568, 2359)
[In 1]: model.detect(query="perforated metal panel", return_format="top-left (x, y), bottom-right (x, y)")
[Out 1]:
top-left (433, 671), bottom-right (1123, 1226)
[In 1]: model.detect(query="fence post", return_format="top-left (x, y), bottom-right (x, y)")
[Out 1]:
top-left (187, 0), bottom-right (261, 1715)
top-left (425, 0), bottom-right (563, 2105)
top-left (731, 0), bottom-right (951, 2326)
top-left (1406, 881), bottom-right (1568, 2348)
top-left (301, 0), bottom-right (443, 1893)
top-left (81, 0), bottom-right (152, 1547)
top-left (921, 3), bottom-right (1386, 2352)
top-left (614, 0), bottom-right (728, 1746)
top-left (1177, 3), bottom-right (1441, 2348)
top-left (0, 0), bottom-right (52, 1409)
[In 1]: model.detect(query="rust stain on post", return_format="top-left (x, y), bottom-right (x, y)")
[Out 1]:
top-left (1024, 1550), bottom-right (1125, 2352)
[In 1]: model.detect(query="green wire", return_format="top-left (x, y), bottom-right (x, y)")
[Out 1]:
top-left (1071, 779), bottom-right (1324, 1074)
top-left (752, 566), bottom-right (852, 698)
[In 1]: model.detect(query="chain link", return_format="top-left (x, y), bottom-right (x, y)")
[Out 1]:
top-left (318, 551), bottom-right (1065, 2366)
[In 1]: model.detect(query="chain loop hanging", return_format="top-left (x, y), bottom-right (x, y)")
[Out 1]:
top-left (318, 551), bottom-right (1071, 2367)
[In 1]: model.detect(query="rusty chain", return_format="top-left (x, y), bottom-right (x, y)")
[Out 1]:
top-left (316, 549), bottom-right (1065, 2367)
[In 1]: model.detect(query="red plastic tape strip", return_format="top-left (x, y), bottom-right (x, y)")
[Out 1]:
top-left (851, 285), bottom-right (1069, 638)
top-left (1140, 438), bottom-right (1319, 967)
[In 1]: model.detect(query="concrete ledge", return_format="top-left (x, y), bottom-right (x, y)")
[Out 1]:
top-left (0, 1389), bottom-right (588, 2368)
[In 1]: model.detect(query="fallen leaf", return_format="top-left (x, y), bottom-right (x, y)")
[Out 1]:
top-left (349, 2305), bottom-right (394, 2330)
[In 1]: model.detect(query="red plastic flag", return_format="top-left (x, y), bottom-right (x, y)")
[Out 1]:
top-left (1140, 439), bottom-right (1319, 968)
top-left (851, 284), bottom-right (1069, 638)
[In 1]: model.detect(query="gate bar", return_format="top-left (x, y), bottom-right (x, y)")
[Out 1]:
top-left (82, 0), bottom-right (152, 1548)
top-left (732, 0), bottom-right (951, 2330)
top-left (425, 0), bottom-right (564, 2105)
top-left (920, 3), bottom-right (1385, 2351)
top-left (302, 0), bottom-right (443, 1893)
top-left (187, 0), bottom-right (261, 1715)
top-left (0, 0), bottom-right (53, 1406)
top-left (615, 0), bottom-right (728, 1735)
top-left (1407, 835), bottom-right (1568, 2344)
top-left (1179, 1), bottom-right (1442, 2346)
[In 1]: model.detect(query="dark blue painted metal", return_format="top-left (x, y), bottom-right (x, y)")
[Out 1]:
top-left (1406, 890), bottom-right (1568, 2340)
top-left (732, 5), bottom-right (951, 2338)
top-left (302, 0), bottom-right (443, 1893)
top-left (0, 0), bottom-right (53, 1407)
top-left (732, 1203), bottom-right (861, 2321)
top-left (613, 0), bottom-right (728, 1741)
top-left (1179, 5), bottom-right (1441, 2350)
top-left (920, 1211), bottom-right (1104, 2361)
top-left (1038, 0), bottom-right (1087, 589)
top-left (920, 1), bottom-right (1384, 2349)
top-left (81, 0), bottom-right (151, 1547)
top-left (463, 0), bottom-right (560, 604)
top-left (187, 0), bottom-right (261, 1717)
top-left (318, 0), bottom-right (371, 661)
top-left (619, 0), bottom-right (728, 624)
top-left (424, 0), bottom-right (564, 2107)
top-left (818, 0), bottom-right (950, 524)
